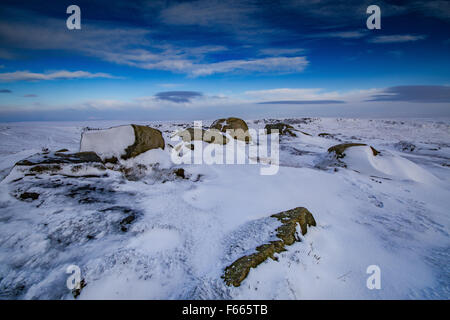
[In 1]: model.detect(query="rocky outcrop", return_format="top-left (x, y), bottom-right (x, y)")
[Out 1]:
top-left (265, 123), bottom-right (297, 137)
top-left (222, 207), bottom-right (316, 287)
top-left (14, 151), bottom-right (106, 177)
top-left (394, 141), bottom-right (416, 152)
top-left (80, 124), bottom-right (165, 161)
top-left (328, 143), bottom-right (379, 159)
top-left (210, 117), bottom-right (251, 143)
top-left (175, 128), bottom-right (229, 145)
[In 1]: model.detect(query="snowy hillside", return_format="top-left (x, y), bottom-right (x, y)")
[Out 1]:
top-left (0, 117), bottom-right (449, 299)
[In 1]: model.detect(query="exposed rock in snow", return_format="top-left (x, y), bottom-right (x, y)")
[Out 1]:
top-left (328, 143), bottom-right (379, 159)
top-left (210, 117), bottom-right (251, 143)
top-left (175, 128), bottom-right (229, 145)
top-left (342, 145), bottom-right (440, 184)
top-left (80, 124), bottom-right (164, 161)
top-left (0, 117), bottom-right (449, 300)
top-left (265, 123), bottom-right (297, 137)
top-left (222, 207), bottom-right (316, 287)
top-left (12, 151), bottom-right (107, 178)
top-left (394, 141), bottom-right (416, 152)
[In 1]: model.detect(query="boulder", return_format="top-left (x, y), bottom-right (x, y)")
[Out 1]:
top-left (328, 143), bottom-right (379, 159)
top-left (265, 123), bottom-right (297, 137)
top-left (222, 207), bottom-right (316, 287)
top-left (80, 124), bottom-right (164, 161)
top-left (210, 117), bottom-right (251, 143)
top-left (175, 128), bottom-right (229, 145)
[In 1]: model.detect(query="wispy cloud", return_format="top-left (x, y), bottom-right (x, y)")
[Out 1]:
top-left (367, 85), bottom-right (450, 103)
top-left (258, 100), bottom-right (345, 105)
top-left (23, 94), bottom-right (37, 97)
top-left (245, 87), bottom-right (383, 104)
top-left (0, 70), bottom-right (119, 82)
top-left (258, 48), bottom-right (306, 56)
top-left (0, 89), bottom-right (12, 93)
top-left (188, 57), bottom-right (309, 77)
top-left (307, 30), bottom-right (367, 39)
top-left (369, 34), bottom-right (427, 43)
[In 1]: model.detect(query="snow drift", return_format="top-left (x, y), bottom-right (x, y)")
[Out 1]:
top-left (342, 145), bottom-right (440, 184)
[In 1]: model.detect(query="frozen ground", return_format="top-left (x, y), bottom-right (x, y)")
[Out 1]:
top-left (0, 117), bottom-right (449, 299)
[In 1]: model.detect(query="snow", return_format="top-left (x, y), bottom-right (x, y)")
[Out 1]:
top-left (0, 117), bottom-right (449, 300)
top-left (80, 125), bottom-right (135, 160)
top-left (343, 145), bottom-right (441, 184)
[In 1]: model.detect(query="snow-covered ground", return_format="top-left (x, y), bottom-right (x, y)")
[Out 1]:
top-left (0, 117), bottom-right (449, 299)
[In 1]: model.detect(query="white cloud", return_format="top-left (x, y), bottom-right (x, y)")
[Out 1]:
top-left (245, 87), bottom-right (381, 103)
top-left (258, 48), bottom-right (306, 56)
top-left (0, 70), bottom-right (119, 82)
top-left (307, 30), bottom-right (367, 39)
top-left (187, 57), bottom-right (309, 77)
top-left (369, 34), bottom-right (427, 43)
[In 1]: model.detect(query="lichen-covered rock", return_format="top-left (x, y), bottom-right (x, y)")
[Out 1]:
top-left (80, 124), bottom-right (165, 161)
top-left (123, 125), bottom-right (165, 159)
top-left (175, 128), bottom-right (229, 145)
top-left (328, 143), bottom-right (379, 159)
top-left (222, 207), bottom-right (316, 287)
top-left (210, 117), bottom-right (251, 143)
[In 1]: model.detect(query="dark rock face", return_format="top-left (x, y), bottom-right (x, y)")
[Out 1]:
top-left (210, 117), bottom-right (251, 143)
top-left (19, 192), bottom-right (40, 201)
top-left (222, 207), bottom-right (316, 287)
top-left (122, 125), bottom-right (165, 159)
top-left (327, 143), bottom-right (379, 159)
top-left (394, 141), bottom-right (416, 152)
top-left (72, 279), bottom-right (87, 299)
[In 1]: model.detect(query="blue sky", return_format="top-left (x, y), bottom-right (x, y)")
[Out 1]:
top-left (0, 0), bottom-right (449, 121)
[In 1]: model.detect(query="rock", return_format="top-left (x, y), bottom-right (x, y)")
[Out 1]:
top-left (72, 279), bottom-right (87, 299)
top-left (123, 125), bottom-right (165, 159)
top-left (19, 192), bottom-right (40, 201)
top-left (265, 123), bottom-right (297, 137)
top-left (80, 124), bottom-right (164, 161)
top-left (210, 117), bottom-right (251, 143)
top-left (176, 128), bottom-right (229, 145)
top-left (222, 207), bottom-right (316, 287)
top-left (394, 141), bottom-right (416, 152)
top-left (173, 168), bottom-right (186, 179)
top-left (14, 151), bottom-right (106, 177)
top-left (120, 214), bottom-right (136, 232)
top-left (328, 143), bottom-right (379, 159)
top-left (318, 133), bottom-right (340, 141)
